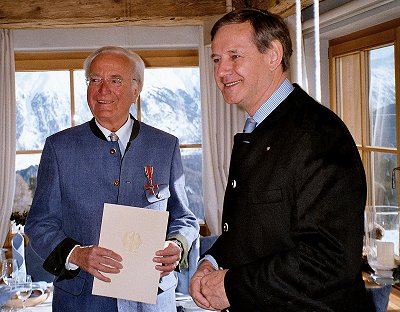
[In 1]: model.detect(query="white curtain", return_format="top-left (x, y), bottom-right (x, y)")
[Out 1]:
top-left (286, 11), bottom-right (309, 91)
top-left (0, 29), bottom-right (16, 246)
top-left (199, 32), bottom-right (246, 235)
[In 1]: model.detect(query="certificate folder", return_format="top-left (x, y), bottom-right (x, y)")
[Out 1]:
top-left (92, 203), bottom-right (169, 304)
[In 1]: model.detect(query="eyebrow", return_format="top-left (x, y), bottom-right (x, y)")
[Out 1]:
top-left (89, 74), bottom-right (124, 78)
top-left (211, 49), bottom-right (240, 58)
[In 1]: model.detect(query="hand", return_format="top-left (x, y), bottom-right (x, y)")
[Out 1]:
top-left (189, 260), bottom-right (216, 310)
top-left (69, 245), bottom-right (123, 282)
top-left (153, 240), bottom-right (182, 277)
top-left (200, 269), bottom-right (230, 310)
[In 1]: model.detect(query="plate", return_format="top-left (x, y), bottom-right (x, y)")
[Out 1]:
top-left (4, 288), bottom-right (50, 308)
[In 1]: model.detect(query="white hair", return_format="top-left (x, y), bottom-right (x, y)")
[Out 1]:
top-left (83, 46), bottom-right (145, 92)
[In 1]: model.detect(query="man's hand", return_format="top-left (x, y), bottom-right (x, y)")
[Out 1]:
top-left (189, 260), bottom-right (216, 310)
top-left (69, 245), bottom-right (123, 282)
top-left (153, 240), bottom-right (182, 277)
top-left (200, 269), bottom-right (230, 310)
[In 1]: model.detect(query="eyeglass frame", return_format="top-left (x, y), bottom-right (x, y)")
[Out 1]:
top-left (86, 75), bottom-right (137, 88)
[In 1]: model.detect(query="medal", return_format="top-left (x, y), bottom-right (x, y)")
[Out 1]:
top-left (144, 166), bottom-right (159, 196)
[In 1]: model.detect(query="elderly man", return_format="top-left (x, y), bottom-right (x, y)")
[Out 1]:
top-left (26, 46), bottom-right (199, 312)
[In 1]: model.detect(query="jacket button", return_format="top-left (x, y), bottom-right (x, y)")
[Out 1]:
top-left (113, 179), bottom-right (120, 187)
top-left (231, 180), bottom-right (236, 188)
top-left (223, 223), bottom-right (229, 232)
top-left (110, 148), bottom-right (117, 155)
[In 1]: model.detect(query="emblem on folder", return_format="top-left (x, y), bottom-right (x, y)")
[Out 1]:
top-left (122, 231), bottom-right (142, 253)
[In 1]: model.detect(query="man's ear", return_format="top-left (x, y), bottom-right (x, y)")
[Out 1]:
top-left (267, 39), bottom-right (284, 71)
top-left (131, 80), bottom-right (141, 103)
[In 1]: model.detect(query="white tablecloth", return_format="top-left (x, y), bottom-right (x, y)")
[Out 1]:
top-left (8, 291), bottom-right (210, 312)
top-left (176, 293), bottom-right (214, 311)
top-left (30, 291), bottom-right (52, 311)
top-left (2, 291), bottom-right (52, 312)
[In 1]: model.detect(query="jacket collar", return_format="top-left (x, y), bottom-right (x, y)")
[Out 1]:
top-left (89, 114), bottom-right (140, 144)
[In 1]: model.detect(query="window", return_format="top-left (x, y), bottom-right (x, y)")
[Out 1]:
top-left (13, 50), bottom-right (204, 222)
top-left (329, 18), bottom-right (400, 208)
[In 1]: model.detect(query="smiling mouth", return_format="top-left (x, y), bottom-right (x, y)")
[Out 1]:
top-left (224, 80), bottom-right (242, 87)
top-left (97, 100), bottom-right (113, 104)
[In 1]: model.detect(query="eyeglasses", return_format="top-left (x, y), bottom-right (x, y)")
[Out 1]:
top-left (86, 75), bottom-right (136, 88)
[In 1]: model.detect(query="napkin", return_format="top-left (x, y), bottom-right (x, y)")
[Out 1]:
top-left (12, 232), bottom-right (26, 278)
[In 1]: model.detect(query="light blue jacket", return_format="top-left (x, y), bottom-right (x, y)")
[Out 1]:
top-left (25, 117), bottom-right (199, 312)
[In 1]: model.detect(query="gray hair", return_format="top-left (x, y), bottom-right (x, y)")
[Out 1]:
top-left (83, 46), bottom-right (145, 92)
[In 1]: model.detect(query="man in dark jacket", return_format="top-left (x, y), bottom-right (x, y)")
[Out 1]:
top-left (190, 8), bottom-right (370, 312)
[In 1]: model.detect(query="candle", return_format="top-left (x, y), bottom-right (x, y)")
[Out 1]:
top-left (376, 241), bottom-right (395, 268)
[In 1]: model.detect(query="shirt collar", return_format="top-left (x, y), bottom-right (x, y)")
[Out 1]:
top-left (95, 117), bottom-right (133, 151)
top-left (252, 78), bottom-right (294, 125)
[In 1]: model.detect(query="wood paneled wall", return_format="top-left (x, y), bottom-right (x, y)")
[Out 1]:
top-left (0, 0), bottom-right (315, 29)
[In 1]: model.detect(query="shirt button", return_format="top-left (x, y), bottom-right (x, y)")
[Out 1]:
top-left (110, 148), bottom-right (117, 155)
top-left (231, 180), bottom-right (236, 188)
top-left (223, 223), bottom-right (229, 232)
top-left (113, 179), bottom-right (120, 187)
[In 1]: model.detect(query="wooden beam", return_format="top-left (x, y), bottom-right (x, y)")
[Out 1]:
top-left (0, 0), bottom-right (315, 29)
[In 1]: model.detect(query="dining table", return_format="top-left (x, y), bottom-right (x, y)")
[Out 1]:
top-left (0, 284), bottom-right (52, 312)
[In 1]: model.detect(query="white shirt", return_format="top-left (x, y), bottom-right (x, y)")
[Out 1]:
top-left (95, 117), bottom-right (133, 154)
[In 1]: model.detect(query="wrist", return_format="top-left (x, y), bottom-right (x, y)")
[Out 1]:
top-left (169, 239), bottom-right (183, 253)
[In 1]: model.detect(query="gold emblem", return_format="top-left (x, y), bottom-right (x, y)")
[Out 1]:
top-left (122, 231), bottom-right (142, 253)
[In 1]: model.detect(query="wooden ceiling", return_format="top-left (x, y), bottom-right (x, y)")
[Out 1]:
top-left (0, 0), bottom-right (315, 29)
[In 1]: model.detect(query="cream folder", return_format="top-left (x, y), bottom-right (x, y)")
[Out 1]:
top-left (92, 203), bottom-right (169, 304)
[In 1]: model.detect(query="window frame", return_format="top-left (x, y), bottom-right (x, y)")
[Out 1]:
top-left (14, 49), bottom-right (205, 221)
top-left (14, 49), bottom-right (200, 153)
top-left (328, 18), bottom-right (400, 205)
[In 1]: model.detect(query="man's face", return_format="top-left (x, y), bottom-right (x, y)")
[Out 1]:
top-left (211, 22), bottom-right (276, 115)
top-left (87, 52), bottom-right (139, 131)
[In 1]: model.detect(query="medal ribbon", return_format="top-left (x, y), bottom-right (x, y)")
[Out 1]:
top-left (144, 166), bottom-right (159, 196)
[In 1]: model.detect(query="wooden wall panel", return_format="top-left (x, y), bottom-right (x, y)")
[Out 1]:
top-left (0, 0), bottom-right (314, 29)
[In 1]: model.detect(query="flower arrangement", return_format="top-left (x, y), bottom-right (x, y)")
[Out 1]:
top-left (12, 174), bottom-right (34, 227)
top-left (10, 210), bottom-right (29, 226)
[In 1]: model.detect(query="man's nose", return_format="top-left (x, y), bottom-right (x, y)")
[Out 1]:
top-left (98, 80), bottom-right (112, 93)
top-left (215, 58), bottom-right (233, 78)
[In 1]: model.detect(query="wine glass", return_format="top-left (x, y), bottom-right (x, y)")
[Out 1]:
top-left (2, 259), bottom-right (18, 287)
top-left (0, 252), bottom-right (6, 312)
top-left (0, 249), bottom-right (6, 282)
top-left (15, 275), bottom-right (32, 311)
top-left (1, 259), bottom-right (18, 312)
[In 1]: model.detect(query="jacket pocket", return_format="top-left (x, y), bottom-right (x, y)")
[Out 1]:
top-left (145, 183), bottom-right (170, 203)
top-left (248, 188), bottom-right (282, 204)
top-left (54, 274), bottom-right (85, 296)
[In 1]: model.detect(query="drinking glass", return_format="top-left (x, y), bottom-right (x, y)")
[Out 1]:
top-left (2, 259), bottom-right (18, 287)
top-left (0, 252), bottom-right (6, 312)
top-left (0, 249), bottom-right (6, 282)
top-left (365, 205), bottom-right (400, 285)
top-left (16, 275), bottom-right (32, 311)
top-left (1, 259), bottom-right (18, 312)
